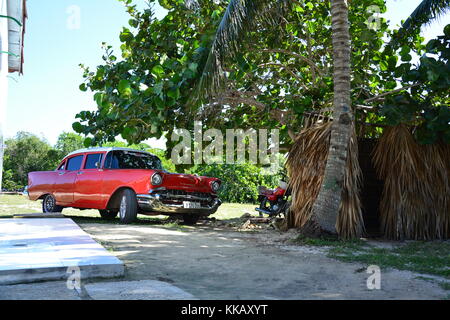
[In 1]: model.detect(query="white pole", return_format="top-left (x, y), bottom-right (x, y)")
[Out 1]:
top-left (0, 0), bottom-right (9, 192)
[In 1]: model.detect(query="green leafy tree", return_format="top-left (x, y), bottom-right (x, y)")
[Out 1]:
top-left (55, 132), bottom-right (84, 157)
top-left (379, 25), bottom-right (450, 144)
top-left (74, 0), bottom-right (393, 155)
top-left (1, 132), bottom-right (58, 190)
top-left (189, 163), bottom-right (281, 203)
top-left (2, 169), bottom-right (21, 191)
top-left (74, 0), bottom-right (225, 152)
top-left (71, 0), bottom-right (447, 234)
top-left (190, 0), bottom-right (364, 233)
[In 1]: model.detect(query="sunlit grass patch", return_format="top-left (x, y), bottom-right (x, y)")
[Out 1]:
top-left (0, 194), bottom-right (255, 225)
top-left (328, 241), bottom-right (450, 279)
top-left (289, 232), bottom-right (450, 279)
top-left (0, 194), bottom-right (42, 217)
top-left (212, 203), bottom-right (256, 220)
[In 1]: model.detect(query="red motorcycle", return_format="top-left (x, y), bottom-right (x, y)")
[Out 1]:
top-left (255, 180), bottom-right (290, 217)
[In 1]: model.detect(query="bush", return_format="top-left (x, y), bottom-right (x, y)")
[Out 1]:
top-left (1, 132), bottom-right (59, 191)
top-left (1, 169), bottom-right (22, 191)
top-left (188, 163), bottom-right (282, 204)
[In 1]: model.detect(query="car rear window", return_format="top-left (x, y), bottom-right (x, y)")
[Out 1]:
top-left (104, 151), bottom-right (162, 170)
top-left (84, 153), bottom-right (103, 169)
top-left (66, 155), bottom-right (84, 171)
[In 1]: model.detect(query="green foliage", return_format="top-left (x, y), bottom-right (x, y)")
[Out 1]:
top-left (72, 0), bottom-right (447, 162)
top-left (55, 132), bottom-right (84, 157)
top-left (379, 26), bottom-right (450, 144)
top-left (73, 0), bottom-right (395, 153)
top-left (74, 0), bottom-right (225, 149)
top-left (1, 169), bottom-right (21, 191)
top-left (2, 132), bottom-right (59, 190)
top-left (1, 131), bottom-right (176, 191)
top-left (329, 241), bottom-right (450, 278)
top-left (188, 163), bottom-right (281, 204)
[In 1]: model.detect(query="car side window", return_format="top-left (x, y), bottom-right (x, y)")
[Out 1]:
top-left (66, 155), bottom-right (84, 171)
top-left (57, 161), bottom-right (66, 171)
top-left (104, 151), bottom-right (119, 169)
top-left (84, 153), bottom-right (103, 169)
top-left (104, 152), bottom-right (112, 168)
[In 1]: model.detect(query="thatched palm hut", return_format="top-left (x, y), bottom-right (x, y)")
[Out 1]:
top-left (286, 118), bottom-right (450, 240)
top-left (373, 125), bottom-right (450, 240)
top-left (286, 121), bottom-right (364, 240)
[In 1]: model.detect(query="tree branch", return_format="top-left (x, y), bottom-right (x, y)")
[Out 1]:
top-left (260, 48), bottom-right (324, 77)
top-left (363, 83), bottom-right (421, 103)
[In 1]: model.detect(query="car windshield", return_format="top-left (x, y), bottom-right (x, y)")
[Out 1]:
top-left (104, 151), bottom-right (163, 170)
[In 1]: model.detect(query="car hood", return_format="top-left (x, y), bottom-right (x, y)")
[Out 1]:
top-left (159, 172), bottom-right (219, 194)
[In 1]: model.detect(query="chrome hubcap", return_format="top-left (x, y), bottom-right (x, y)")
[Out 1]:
top-left (44, 196), bottom-right (54, 212)
top-left (119, 195), bottom-right (127, 218)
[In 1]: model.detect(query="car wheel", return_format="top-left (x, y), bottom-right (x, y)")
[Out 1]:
top-left (183, 214), bottom-right (200, 225)
top-left (118, 189), bottom-right (138, 224)
top-left (42, 194), bottom-right (63, 213)
top-left (99, 209), bottom-right (118, 220)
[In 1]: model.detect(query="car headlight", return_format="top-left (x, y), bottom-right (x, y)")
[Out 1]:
top-left (210, 181), bottom-right (220, 192)
top-left (151, 173), bottom-right (163, 186)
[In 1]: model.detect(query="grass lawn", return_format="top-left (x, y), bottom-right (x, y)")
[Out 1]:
top-left (0, 194), bottom-right (255, 222)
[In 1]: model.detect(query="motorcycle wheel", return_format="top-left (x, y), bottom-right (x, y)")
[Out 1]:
top-left (258, 198), bottom-right (269, 217)
top-left (277, 200), bottom-right (290, 218)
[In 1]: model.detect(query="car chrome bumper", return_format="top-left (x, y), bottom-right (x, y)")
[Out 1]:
top-left (136, 193), bottom-right (222, 215)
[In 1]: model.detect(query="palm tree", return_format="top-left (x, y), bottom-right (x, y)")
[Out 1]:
top-left (391, 0), bottom-right (449, 45)
top-left (401, 0), bottom-right (449, 30)
top-left (310, 0), bottom-right (352, 234)
top-left (192, 0), bottom-right (288, 102)
top-left (193, 0), bottom-right (353, 234)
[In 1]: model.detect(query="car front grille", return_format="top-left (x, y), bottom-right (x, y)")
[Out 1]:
top-left (153, 189), bottom-right (214, 204)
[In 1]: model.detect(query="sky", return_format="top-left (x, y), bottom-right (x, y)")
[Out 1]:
top-left (3, 0), bottom-right (450, 148)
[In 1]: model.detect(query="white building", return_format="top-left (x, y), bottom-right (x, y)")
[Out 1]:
top-left (0, 0), bottom-right (27, 190)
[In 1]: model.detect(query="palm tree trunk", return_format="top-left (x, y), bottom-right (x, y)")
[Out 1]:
top-left (311, 0), bottom-right (353, 234)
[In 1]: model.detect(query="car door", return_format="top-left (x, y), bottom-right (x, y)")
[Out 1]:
top-left (54, 154), bottom-right (84, 205)
top-left (73, 152), bottom-right (105, 208)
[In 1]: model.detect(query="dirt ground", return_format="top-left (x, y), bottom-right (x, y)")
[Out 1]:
top-left (68, 218), bottom-right (447, 300)
top-left (0, 209), bottom-right (448, 300)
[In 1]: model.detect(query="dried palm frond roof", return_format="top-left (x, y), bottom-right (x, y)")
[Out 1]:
top-left (372, 125), bottom-right (450, 240)
top-left (286, 122), bottom-right (364, 239)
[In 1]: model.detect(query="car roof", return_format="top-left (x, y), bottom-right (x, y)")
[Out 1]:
top-left (66, 147), bottom-right (157, 158)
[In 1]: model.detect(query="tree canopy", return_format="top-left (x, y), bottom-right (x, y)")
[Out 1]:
top-left (2, 132), bottom-right (59, 190)
top-left (0, 131), bottom-right (178, 190)
top-left (73, 0), bottom-right (449, 161)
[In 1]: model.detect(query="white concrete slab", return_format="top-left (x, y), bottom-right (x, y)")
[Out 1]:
top-left (0, 218), bottom-right (124, 285)
top-left (84, 280), bottom-right (196, 300)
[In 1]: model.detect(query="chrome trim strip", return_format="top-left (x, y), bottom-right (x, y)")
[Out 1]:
top-left (136, 193), bottom-right (221, 214)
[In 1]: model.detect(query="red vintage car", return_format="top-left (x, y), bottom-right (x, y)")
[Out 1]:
top-left (27, 147), bottom-right (221, 224)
